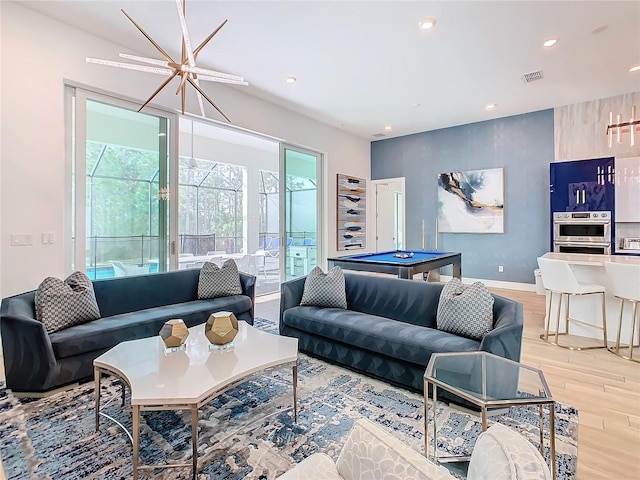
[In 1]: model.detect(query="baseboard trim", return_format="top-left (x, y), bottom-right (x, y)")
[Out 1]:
top-left (439, 275), bottom-right (536, 292)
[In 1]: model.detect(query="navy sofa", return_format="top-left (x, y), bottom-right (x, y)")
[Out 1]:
top-left (0, 268), bottom-right (255, 394)
top-left (279, 273), bottom-right (523, 393)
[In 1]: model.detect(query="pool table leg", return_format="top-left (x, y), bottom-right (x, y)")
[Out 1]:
top-left (453, 262), bottom-right (462, 279)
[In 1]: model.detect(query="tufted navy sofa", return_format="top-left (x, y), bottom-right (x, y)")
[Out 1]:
top-left (0, 268), bottom-right (255, 394)
top-left (279, 273), bottom-right (523, 393)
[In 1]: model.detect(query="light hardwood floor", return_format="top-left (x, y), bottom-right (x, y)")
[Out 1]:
top-left (0, 290), bottom-right (637, 479)
top-left (255, 289), bottom-right (640, 480)
top-left (487, 288), bottom-right (640, 480)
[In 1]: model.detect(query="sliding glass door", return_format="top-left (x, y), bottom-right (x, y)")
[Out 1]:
top-left (280, 144), bottom-right (323, 281)
top-left (71, 89), bottom-right (178, 278)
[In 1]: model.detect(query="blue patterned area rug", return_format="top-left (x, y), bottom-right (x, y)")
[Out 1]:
top-left (0, 319), bottom-right (577, 480)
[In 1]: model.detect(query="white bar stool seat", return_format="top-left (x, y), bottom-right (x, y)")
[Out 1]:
top-left (604, 261), bottom-right (640, 362)
top-left (537, 257), bottom-right (608, 350)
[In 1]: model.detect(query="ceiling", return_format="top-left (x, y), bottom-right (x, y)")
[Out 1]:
top-left (21, 1), bottom-right (640, 140)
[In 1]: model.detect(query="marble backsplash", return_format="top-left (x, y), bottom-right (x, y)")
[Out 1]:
top-left (555, 92), bottom-right (640, 161)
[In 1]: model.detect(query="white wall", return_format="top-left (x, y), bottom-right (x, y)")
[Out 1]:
top-left (0, 2), bottom-right (370, 297)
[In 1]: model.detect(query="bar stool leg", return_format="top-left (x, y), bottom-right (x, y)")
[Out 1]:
top-left (613, 298), bottom-right (625, 355)
top-left (601, 292), bottom-right (608, 348)
top-left (555, 292), bottom-right (563, 343)
top-left (630, 301), bottom-right (638, 361)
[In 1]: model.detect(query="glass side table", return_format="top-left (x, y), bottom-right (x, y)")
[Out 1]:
top-left (424, 351), bottom-right (556, 480)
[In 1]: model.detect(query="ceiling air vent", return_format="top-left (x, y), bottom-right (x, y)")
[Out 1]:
top-left (372, 133), bottom-right (386, 138)
top-left (522, 70), bottom-right (544, 83)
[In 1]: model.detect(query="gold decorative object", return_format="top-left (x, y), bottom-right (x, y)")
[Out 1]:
top-left (159, 319), bottom-right (189, 348)
top-left (205, 311), bottom-right (239, 347)
top-left (86, 0), bottom-right (248, 121)
top-left (607, 106), bottom-right (640, 147)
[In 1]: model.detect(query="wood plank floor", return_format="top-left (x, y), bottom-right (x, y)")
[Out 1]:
top-left (0, 289), bottom-right (637, 479)
top-left (487, 288), bottom-right (640, 480)
top-left (255, 289), bottom-right (640, 480)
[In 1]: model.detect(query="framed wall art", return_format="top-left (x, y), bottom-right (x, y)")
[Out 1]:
top-left (337, 174), bottom-right (366, 250)
top-left (437, 167), bottom-right (504, 233)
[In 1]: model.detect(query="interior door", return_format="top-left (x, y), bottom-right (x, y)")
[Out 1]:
top-left (374, 179), bottom-right (405, 251)
top-left (280, 144), bottom-right (322, 281)
top-left (72, 89), bottom-right (177, 278)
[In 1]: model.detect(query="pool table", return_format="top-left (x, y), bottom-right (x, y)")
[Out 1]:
top-left (327, 250), bottom-right (461, 280)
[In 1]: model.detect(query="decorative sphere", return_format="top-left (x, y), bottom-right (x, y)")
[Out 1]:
top-left (205, 311), bottom-right (239, 345)
top-left (159, 319), bottom-right (189, 347)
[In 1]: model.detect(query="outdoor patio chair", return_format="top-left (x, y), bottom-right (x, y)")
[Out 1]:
top-left (111, 261), bottom-right (150, 277)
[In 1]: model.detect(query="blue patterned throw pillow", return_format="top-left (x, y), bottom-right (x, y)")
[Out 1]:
top-left (436, 278), bottom-right (494, 341)
top-left (300, 266), bottom-right (347, 309)
top-left (34, 271), bottom-right (101, 334)
top-left (198, 259), bottom-right (243, 299)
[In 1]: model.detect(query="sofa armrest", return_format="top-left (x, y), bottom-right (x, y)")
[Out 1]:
top-left (279, 276), bottom-right (307, 333)
top-left (336, 419), bottom-right (456, 480)
top-left (239, 272), bottom-right (256, 323)
top-left (480, 296), bottom-right (523, 362)
top-left (0, 314), bottom-right (58, 392)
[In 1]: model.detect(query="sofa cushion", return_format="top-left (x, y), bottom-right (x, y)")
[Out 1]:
top-left (301, 266), bottom-right (347, 309)
top-left (198, 260), bottom-right (243, 299)
top-left (282, 306), bottom-right (479, 366)
top-left (467, 424), bottom-right (552, 480)
top-left (50, 296), bottom-right (251, 359)
top-left (436, 278), bottom-right (494, 341)
top-left (34, 272), bottom-right (101, 334)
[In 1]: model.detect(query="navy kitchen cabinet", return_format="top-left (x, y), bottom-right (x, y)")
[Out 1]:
top-left (550, 157), bottom-right (615, 213)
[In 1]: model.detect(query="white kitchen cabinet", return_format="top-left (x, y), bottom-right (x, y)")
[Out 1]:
top-left (615, 156), bottom-right (640, 222)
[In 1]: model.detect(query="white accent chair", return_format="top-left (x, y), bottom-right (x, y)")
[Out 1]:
top-left (537, 256), bottom-right (607, 350)
top-left (277, 419), bottom-right (551, 480)
top-left (111, 261), bottom-right (150, 277)
top-left (604, 261), bottom-right (640, 362)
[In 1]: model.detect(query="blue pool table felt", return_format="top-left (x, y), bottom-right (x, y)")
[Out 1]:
top-left (339, 251), bottom-right (455, 264)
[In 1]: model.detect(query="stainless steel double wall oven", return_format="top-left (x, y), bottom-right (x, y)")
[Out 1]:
top-left (553, 211), bottom-right (612, 255)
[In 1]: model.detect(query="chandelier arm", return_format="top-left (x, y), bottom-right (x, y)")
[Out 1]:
top-left (121, 9), bottom-right (177, 64)
top-left (181, 80), bottom-right (187, 115)
top-left (187, 76), bottom-right (230, 122)
top-left (175, 0), bottom-right (196, 67)
top-left (175, 73), bottom-right (190, 96)
top-left (138, 71), bottom-right (180, 113)
top-left (191, 77), bottom-right (207, 117)
top-left (193, 20), bottom-right (228, 58)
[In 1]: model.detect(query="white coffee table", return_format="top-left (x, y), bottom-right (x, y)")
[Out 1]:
top-left (93, 321), bottom-right (299, 480)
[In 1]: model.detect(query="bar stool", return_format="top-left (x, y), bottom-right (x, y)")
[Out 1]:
top-left (537, 257), bottom-right (608, 350)
top-left (604, 261), bottom-right (640, 362)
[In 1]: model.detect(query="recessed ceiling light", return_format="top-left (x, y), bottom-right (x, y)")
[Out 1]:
top-left (629, 65), bottom-right (640, 73)
top-left (543, 38), bottom-right (558, 48)
top-left (485, 103), bottom-right (497, 111)
top-left (285, 76), bottom-right (297, 84)
top-left (384, 125), bottom-right (393, 131)
top-left (418, 18), bottom-right (436, 30)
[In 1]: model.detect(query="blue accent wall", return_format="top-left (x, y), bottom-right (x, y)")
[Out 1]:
top-left (371, 109), bottom-right (554, 284)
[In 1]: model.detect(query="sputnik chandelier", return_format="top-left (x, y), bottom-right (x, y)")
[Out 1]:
top-left (86, 0), bottom-right (247, 122)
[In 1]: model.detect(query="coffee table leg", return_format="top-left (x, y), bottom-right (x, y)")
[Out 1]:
top-left (94, 368), bottom-right (101, 432)
top-left (292, 363), bottom-right (298, 423)
top-left (423, 381), bottom-right (429, 457)
top-left (133, 405), bottom-right (140, 480)
top-left (481, 406), bottom-right (488, 431)
top-left (550, 402), bottom-right (557, 480)
top-left (539, 404), bottom-right (545, 457)
top-left (432, 384), bottom-right (438, 464)
top-left (191, 405), bottom-right (198, 480)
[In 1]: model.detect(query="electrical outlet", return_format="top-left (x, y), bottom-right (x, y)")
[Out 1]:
top-left (498, 265), bottom-right (504, 273)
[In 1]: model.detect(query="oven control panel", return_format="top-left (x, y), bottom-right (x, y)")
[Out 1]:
top-left (553, 211), bottom-right (610, 221)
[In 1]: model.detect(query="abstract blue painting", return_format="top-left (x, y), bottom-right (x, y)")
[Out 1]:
top-left (437, 167), bottom-right (504, 233)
